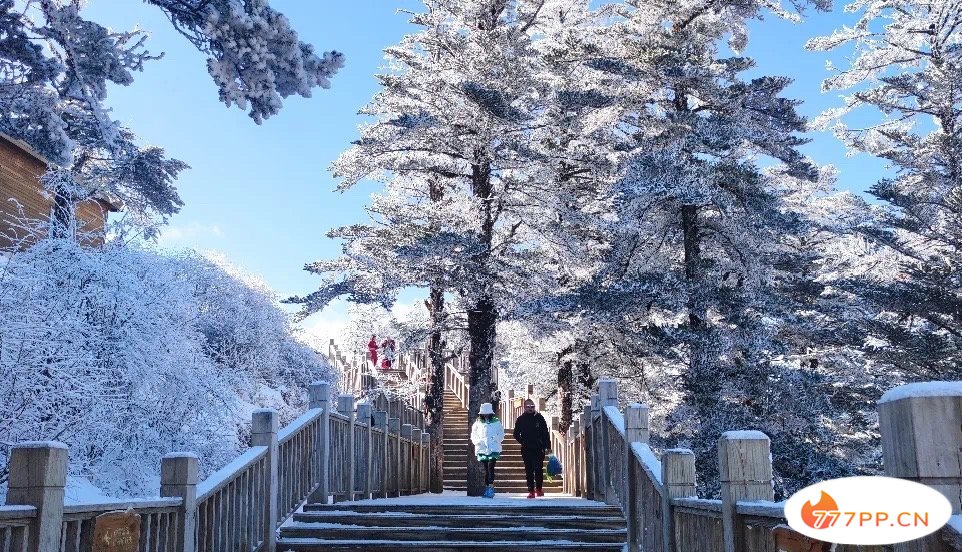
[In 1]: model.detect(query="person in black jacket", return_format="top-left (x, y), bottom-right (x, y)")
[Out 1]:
top-left (513, 399), bottom-right (550, 498)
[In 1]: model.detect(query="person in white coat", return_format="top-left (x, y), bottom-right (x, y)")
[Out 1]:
top-left (470, 402), bottom-right (504, 498)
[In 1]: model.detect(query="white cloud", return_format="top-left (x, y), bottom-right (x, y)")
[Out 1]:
top-left (158, 222), bottom-right (224, 244)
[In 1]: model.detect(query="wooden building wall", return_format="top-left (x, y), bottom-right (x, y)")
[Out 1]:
top-left (0, 135), bottom-right (110, 250)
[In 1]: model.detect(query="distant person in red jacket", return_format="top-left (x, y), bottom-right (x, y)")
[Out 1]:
top-left (368, 335), bottom-right (378, 368)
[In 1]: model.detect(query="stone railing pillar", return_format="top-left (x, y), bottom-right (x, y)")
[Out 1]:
top-left (879, 382), bottom-right (962, 552)
top-left (336, 395), bottom-right (356, 502)
top-left (251, 409), bottom-right (279, 551)
top-left (719, 431), bottom-right (773, 552)
top-left (309, 381), bottom-right (331, 504)
top-left (161, 453), bottom-right (199, 552)
top-left (6, 441), bottom-right (67, 552)
top-left (662, 449), bottom-right (696, 552)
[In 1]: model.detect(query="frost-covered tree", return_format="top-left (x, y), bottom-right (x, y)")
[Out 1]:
top-left (0, 0), bottom-right (342, 231)
top-left (534, 0), bottom-right (863, 497)
top-left (293, 0), bottom-right (622, 494)
top-left (0, 237), bottom-right (333, 500)
top-left (808, 0), bottom-right (962, 380)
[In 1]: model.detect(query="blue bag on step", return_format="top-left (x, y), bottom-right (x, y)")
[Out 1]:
top-left (546, 454), bottom-right (562, 478)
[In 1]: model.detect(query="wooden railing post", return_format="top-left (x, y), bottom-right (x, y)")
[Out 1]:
top-left (251, 409), bottom-right (279, 551)
top-left (504, 390), bottom-right (515, 430)
top-left (421, 432), bottom-right (431, 493)
top-left (879, 383), bottom-right (962, 552)
top-left (6, 441), bottom-right (67, 552)
top-left (161, 452), bottom-right (199, 552)
top-left (597, 380), bottom-right (618, 506)
top-left (401, 424), bottom-right (413, 495)
top-left (624, 403), bottom-right (648, 552)
top-left (356, 403), bottom-right (373, 500)
top-left (389, 417), bottom-right (401, 497)
top-left (336, 395), bottom-right (356, 502)
top-left (719, 431), bottom-right (772, 552)
top-left (373, 410), bottom-right (388, 498)
top-left (583, 406), bottom-right (596, 500)
top-left (662, 449), bottom-right (696, 552)
top-left (411, 428), bottom-right (422, 494)
top-left (309, 381), bottom-right (331, 504)
top-left (570, 419), bottom-right (581, 496)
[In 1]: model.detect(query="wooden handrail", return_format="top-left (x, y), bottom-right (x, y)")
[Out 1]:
top-left (2, 380), bottom-right (432, 552)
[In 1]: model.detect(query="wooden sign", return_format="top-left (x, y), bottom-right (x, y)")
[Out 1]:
top-left (93, 509), bottom-right (141, 552)
top-left (772, 525), bottom-right (832, 552)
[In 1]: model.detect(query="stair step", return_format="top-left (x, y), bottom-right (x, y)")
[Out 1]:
top-left (275, 539), bottom-right (625, 551)
top-left (290, 512), bottom-right (626, 529)
top-left (303, 503), bottom-right (622, 517)
top-left (279, 525), bottom-right (625, 543)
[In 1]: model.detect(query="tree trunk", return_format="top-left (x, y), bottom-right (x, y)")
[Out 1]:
top-left (424, 286), bottom-right (446, 493)
top-left (466, 156), bottom-right (497, 496)
top-left (50, 181), bottom-right (74, 240)
top-left (466, 296), bottom-right (496, 496)
top-left (557, 347), bottom-right (574, 433)
top-left (681, 204), bottom-right (715, 412)
top-left (423, 175), bottom-right (448, 493)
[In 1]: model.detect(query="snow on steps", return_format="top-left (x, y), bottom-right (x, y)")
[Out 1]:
top-left (277, 494), bottom-right (626, 552)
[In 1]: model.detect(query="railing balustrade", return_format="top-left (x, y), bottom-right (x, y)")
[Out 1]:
top-left (560, 378), bottom-right (962, 552)
top-left (0, 506), bottom-right (34, 552)
top-left (2, 380), bottom-right (430, 552)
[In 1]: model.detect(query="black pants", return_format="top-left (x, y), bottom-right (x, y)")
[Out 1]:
top-left (521, 448), bottom-right (545, 491)
top-left (482, 459), bottom-right (497, 485)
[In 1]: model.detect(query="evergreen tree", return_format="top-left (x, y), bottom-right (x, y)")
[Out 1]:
top-left (295, 0), bottom-right (619, 495)
top-left (0, 0), bottom-right (342, 232)
top-left (562, 0), bottom-right (846, 496)
top-left (808, 0), bottom-right (962, 380)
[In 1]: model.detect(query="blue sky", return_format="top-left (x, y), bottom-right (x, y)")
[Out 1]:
top-left (85, 0), bottom-right (889, 342)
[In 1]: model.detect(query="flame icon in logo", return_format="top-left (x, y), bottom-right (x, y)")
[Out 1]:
top-left (801, 491), bottom-right (840, 529)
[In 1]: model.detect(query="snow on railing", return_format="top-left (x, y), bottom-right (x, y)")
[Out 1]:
top-left (2, 380), bottom-right (431, 552)
top-left (563, 379), bottom-right (962, 552)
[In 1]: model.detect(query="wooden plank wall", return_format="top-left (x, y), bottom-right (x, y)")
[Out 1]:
top-left (0, 135), bottom-right (109, 249)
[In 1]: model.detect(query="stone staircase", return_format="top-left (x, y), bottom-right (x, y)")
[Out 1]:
top-left (276, 502), bottom-right (627, 551)
top-left (442, 389), bottom-right (564, 494)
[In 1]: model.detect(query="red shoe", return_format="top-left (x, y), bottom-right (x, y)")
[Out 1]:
top-left (536, 488), bottom-right (544, 497)
top-left (526, 491), bottom-right (536, 499)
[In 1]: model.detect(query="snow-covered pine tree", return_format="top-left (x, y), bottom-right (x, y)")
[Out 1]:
top-left (564, 0), bottom-right (842, 496)
top-left (0, 0), bottom-right (342, 232)
top-left (295, 0), bottom-right (623, 495)
top-left (808, 0), bottom-right (962, 380)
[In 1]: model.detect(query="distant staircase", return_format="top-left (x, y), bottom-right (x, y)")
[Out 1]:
top-left (276, 502), bottom-right (627, 551)
top-left (442, 389), bottom-right (564, 494)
